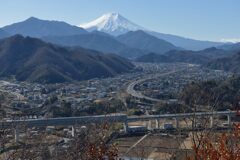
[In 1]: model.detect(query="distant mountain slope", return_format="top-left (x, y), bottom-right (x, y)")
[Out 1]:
top-left (195, 47), bottom-right (235, 59)
top-left (164, 50), bottom-right (210, 64)
top-left (136, 47), bottom-right (232, 64)
top-left (80, 12), bottom-right (223, 50)
top-left (0, 29), bottom-right (9, 39)
top-left (0, 35), bottom-right (134, 83)
top-left (205, 52), bottom-right (240, 73)
top-left (147, 31), bottom-right (223, 51)
top-left (136, 52), bottom-right (209, 64)
top-left (218, 42), bottom-right (240, 51)
top-left (136, 53), bottom-right (171, 63)
top-left (42, 33), bottom-right (146, 58)
top-left (2, 17), bottom-right (87, 37)
top-left (117, 30), bottom-right (180, 54)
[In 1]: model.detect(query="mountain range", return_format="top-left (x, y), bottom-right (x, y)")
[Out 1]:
top-left (136, 52), bottom-right (209, 64)
top-left (0, 35), bottom-right (134, 83)
top-left (2, 17), bottom-right (87, 37)
top-left (0, 13), bottom-right (227, 53)
top-left (43, 30), bottom-right (180, 58)
top-left (136, 47), bottom-right (234, 64)
top-left (147, 31), bottom-right (223, 51)
top-left (205, 52), bottom-right (240, 73)
top-left (218, 42), bottom-right (240, 51)
top-left (1, 16), bottom-right (181, 58)
top-left (116, 30), bottom-right (180, 54)
top-left (42, 33), bottom-right (146, 58)
top-left (80, 13), bottom-right (224, 50)
top-left (0, 14), bottom-right (238, 84)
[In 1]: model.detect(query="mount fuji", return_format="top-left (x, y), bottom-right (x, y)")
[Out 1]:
top-left (80, 13), bottom-right (223, 50)
top-left (79, 13), bottom-right (144, 36)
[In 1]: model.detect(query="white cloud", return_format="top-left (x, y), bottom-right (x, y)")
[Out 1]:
top-left (220, 38), bottom-right (240, 43)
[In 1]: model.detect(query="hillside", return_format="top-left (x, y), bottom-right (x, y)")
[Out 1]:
top-left (0, 29), bottom-right (9, 39)
top-left (0, 35), bottom-right (134, 83)
top-left (180, 76), bottom-right (240, 110)
top-left (136, 47), bottom-right (232, 64)
top-left (196, 47), bottom-right (234, 59)
top-left (218, 42), bottom-right (240, 51)
top-left (117, 30), bottom-right (180, 54)
top-left (42, 33), bottom-right (146, 58)
top-left (205, 52), bottom-right (240, 73)
top-left (136, 51), bottom-right (209, 64)
top-left (147, 31), bottom-right (223, 51)
top-left (2, 17), bottom-right (87, 37)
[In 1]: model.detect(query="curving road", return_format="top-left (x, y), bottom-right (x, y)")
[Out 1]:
top-left (126, 69), bottom-right (184, 103)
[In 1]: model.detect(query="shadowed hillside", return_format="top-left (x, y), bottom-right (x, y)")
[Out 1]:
top-left (0, 35), bottom-right (134, 83)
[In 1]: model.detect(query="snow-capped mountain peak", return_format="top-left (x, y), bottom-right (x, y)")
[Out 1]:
top-left (79, 12), bottom-right (144, 36)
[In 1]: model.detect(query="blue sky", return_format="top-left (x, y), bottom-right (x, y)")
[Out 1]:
top-left (1, 0), bottom-right (239, 42)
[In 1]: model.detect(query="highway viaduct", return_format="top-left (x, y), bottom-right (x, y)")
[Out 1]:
top-left (0, 111), bottom-right (237, 142)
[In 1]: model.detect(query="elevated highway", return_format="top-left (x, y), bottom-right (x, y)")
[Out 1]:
top-left (1, 111), bottom-right (236, 130)
top-left (0, 110), bottom-right (236, 142)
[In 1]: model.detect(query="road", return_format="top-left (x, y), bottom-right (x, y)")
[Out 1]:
top-left (126, 69), bottom-right (184, 103)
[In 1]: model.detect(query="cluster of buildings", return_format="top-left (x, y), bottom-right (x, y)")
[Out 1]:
top-left (0, 62), bottom-right (233, 119)
top-left (135, 65), bottom-right (232, 100)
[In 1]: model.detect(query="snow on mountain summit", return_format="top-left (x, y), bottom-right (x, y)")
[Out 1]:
top-left (79, 13), bottom-right (144, 36)
top-left (79, 13), bottom-right (223, 50)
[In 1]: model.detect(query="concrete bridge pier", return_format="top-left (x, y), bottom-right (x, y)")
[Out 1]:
top-left (175, 118), bottom-right (179, 129)
top-left (123, 121), bottom-right (129, 133)
top-left (227, 115), bottom-right (231, 126)
top-left (71, 126), bottom-right (75, 137)
top-left (155, 119), bottom-right (160, 129)
top-left (14, 127), bottom-right (20, 143)
top-left (147, 120), bottom-right (152, 130)
top-left (210, 116), bottom-right (214, 128)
